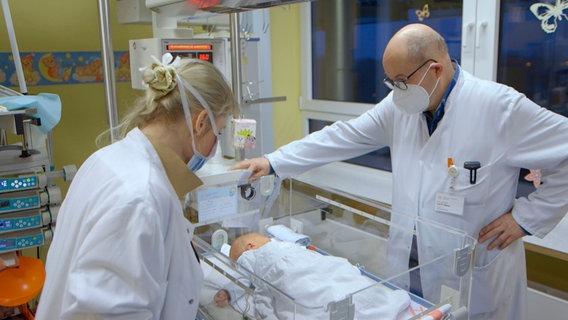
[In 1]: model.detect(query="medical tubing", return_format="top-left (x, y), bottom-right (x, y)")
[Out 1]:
top-left (1, 0), bottom-right (26, 94)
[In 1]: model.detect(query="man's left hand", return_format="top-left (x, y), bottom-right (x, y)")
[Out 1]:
top-left (478, 211), bottom-right (526, 250)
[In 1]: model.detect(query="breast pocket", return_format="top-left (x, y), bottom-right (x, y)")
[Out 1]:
top-left (450, 165), bottom-right (490, 206)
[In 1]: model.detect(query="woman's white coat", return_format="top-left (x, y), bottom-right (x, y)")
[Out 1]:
top-left (36, 128), bottom-right (203, 320)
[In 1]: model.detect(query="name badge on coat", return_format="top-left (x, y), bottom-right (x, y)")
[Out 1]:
top-left (435, 193), bottom-right (464, 215)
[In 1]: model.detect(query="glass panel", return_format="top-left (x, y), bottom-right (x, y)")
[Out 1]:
top-left (498, 0), bottom-right (568, 196)
top-left (311, 0), bottom-right (464, 104)
top-left (194, 178), bottom-right (476, 319)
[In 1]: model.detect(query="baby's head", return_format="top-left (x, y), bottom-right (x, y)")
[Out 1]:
top-left (229, 233), bottom-right (271, 261)
top-left (214, 289), bottom-right (231, 308)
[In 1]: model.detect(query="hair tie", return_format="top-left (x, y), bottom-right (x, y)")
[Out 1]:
top-left (140, 53), bottom-right (182, 97)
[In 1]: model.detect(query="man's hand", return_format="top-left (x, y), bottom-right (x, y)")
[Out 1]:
top-left (478, 211), bottom-right (527, 250)
top-left (229, 157), bottom-right (271, 183)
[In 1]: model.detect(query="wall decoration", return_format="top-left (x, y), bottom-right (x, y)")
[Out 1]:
top-left (0, 51), bottom-right (130, 87)
top-left (416, 4), bottom-right (430, 22)
top-left (524, 169), bottom-right (543, 187)
top-left (530, 0), bottom-right (568, 33)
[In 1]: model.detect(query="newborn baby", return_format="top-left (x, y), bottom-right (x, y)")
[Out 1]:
top-left (214, 289), bottom-right (231, 308)
top-left (205, 287), bottom-right (242, 320)
top-left (230, 233), bottom-right (410, 320)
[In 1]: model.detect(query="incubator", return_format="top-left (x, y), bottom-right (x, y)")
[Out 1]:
top-left (190, 174), bottom-right (476, 320)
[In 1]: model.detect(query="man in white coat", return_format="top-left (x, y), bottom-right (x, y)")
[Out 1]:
top-left (232, 24), bottom-right (568, 320)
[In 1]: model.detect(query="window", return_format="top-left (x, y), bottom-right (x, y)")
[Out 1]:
top-left (311, 1), bottom-right (463, 105)
top-left (303, 0), bottom-right (463, 171)
top-left (498, 0), bottom-right (568, 196)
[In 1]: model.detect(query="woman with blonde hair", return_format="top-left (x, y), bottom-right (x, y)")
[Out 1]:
top-left (36, 54), bottom-right (236, 320)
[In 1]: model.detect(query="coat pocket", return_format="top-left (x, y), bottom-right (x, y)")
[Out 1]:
top-left (470, 241), bottom-right (523, 315)
top-left (451, 165), bottom-right (490, 206)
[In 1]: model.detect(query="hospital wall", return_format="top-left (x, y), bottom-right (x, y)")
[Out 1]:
top-left (0, 0), bottom-right (302, 259)
top-left (0, 0), bottom-right (152, 197)
top-left (0, 0), bottom-right (152, 267)
top-left (0, 1), bottom-right (303, 176)
top-left (269, 5), bottom-right (303, 148)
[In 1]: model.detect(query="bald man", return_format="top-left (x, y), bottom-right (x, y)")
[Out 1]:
top-left (232, 24), bottom-right (568, 320)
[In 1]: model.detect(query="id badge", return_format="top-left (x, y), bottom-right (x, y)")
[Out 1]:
top-left (435, 193), bottom-right (464, 215)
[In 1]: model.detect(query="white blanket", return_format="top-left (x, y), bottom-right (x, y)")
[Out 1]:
top-left (238, 240), bottom-right (411, 320)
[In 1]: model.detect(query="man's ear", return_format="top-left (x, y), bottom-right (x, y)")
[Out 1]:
top-left (246, 242), bottom-right (255, 250)
top-left (432, 62), bottom-right (444, 77)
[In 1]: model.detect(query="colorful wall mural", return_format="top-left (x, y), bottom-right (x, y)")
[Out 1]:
top-left (0, 51), bottom-right (130, 86)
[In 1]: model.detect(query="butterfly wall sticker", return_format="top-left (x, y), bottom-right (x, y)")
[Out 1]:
top-left (530, 0), bottom-right (568, 33)
top-left (416, 4), bottom-right (430, 22)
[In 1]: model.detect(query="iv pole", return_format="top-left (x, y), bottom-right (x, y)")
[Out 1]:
top-left (229, 12), bottom-right (245, 162)
top-left (97, 0), bottom-right (119, 143)
top-left (1, 0), bottom-right (26, 95)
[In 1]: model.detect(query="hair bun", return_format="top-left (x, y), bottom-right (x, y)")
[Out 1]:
top-left (142, 63), bottom-right (178, 97)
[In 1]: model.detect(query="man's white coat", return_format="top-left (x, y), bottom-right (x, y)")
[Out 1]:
top-left (267, 68), bottom-right (568, 320)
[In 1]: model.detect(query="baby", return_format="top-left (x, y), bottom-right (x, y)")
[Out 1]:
top-left (229, 233), bottom-right (411, 320)
top-left (213, 288), bottom-right (231, 308)
top-left (229, 232), bottom-right (271, 261)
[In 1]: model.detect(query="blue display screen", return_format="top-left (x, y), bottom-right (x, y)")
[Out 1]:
top-left (0, 238), bottom-right (15, 249)
top-left (0, 176), bottom-right (38, 192)
top-left (0, 219), bottom-right (12, 230)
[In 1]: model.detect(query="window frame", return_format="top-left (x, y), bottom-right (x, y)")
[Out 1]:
top-left (299, 0), bottom-right (501, 124)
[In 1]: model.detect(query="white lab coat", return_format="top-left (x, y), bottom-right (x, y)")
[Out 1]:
top-left (266, 67), bottom-right (568, 320)
top-left (36, 128), bottom-right (203, 320)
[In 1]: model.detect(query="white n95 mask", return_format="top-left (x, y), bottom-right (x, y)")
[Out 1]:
top-left (392, 64), bottom-right (440, 115)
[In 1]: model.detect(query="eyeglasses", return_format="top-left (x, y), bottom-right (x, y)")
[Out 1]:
top-left (383, 59), bottom-right (437, 90)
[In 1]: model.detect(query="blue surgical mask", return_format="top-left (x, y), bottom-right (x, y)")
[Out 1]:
top-left (187, 149), bottom-right (212, 172)
top-left (177, 75), bottom-right (221, 172)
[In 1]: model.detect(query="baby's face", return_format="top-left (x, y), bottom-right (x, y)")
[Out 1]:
top-left (214, 290), bottom-right (229, 308)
